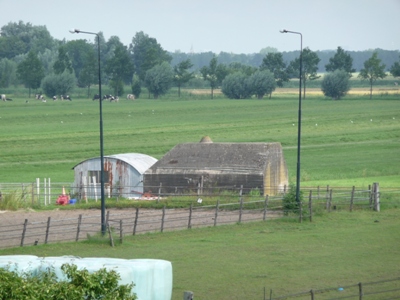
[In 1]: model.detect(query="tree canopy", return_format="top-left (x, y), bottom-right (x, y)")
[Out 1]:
top-left (260, 52), bottom-right (289, 87)
top-left (16, 50), bottom-right (45, 97)
top-left (358, 52), bottom-right (386, 99)
top-left (173, 59), bottom-right (194, 97)
top-left (321, 70), bottom-right (351, 100)
top-left (144, 62), bottom-right (173, 99)
top-left (325, 46), bottom-right (355, 75)
top-left (200, 56), bottom-right (229, 99)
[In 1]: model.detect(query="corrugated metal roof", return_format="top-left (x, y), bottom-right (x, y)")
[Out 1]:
top-left (73, 153), bottom-right (157, 174)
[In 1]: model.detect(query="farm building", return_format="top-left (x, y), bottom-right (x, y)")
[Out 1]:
top-left (143, 138), bottom-right (288, 196)
top-left (72, 153), bottom-right (157, 199)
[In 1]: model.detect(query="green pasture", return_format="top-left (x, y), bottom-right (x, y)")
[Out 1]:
top-left (0, 88), bottom-right (399, 188)
top-left (1, 209), bottom-right (399, 299)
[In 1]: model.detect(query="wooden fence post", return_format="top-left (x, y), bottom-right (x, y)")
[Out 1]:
top-left (45, 217), bottom-right (51, 244)
top-left (359, 282), bottom-right (363, 299)
top-left (188, 203), bottom-right (193, 229)
top-left (76, 214), bottom-right (82, 241)
top-left (263, 195), bottom-right (268, 221)
top-left (106, 210), bottom-right (110, 225)
top-left (309, 190), bottom-right (313, 222)
top-left (310, 289), bottom-right (315, 300)
top-left (119, 220), bottom-right (123, 244)
top-left (20, 219), bottom-right (28, 247)
top-left (239, 198), bottom-right (243, 223)
top-left (107, 223), bottom-right (114, 247)
top-left (133, 207), bottom-right (139, 235)
top-left (157, 182), bottom-right (162, 203)
top-left (368, 184), bottom-right (373, 208)
top-left (299, 202), bottom-right (303, 223)
top-left (350, 186), bottom-right (355, 212)
top-left (214, 200), bottom-right (219, 227)
top-left (161, 205), bottom-right (166, 232)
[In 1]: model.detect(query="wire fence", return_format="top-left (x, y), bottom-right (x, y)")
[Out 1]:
top-left (0, 183), bottom-right (389, 249)
top-left (266, 277), bottom-right (400, 299)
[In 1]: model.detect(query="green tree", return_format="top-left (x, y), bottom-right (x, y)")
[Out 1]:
top-left (227, 62), bottom-right (256, 76)
top-left (289, 48), bottom-right (320, 99)
top-left (105, 43), bottom-right (134, 96)
top-left (0, 21), bottom-right (55, 58)
top-left (16, 50), bottom-right (45, 97)
top-left (325, 46), bottom-right (355, 75)
top-left (78, 49), bottom-right (97, 98)
top-left (53, 46), bottom-right (73, 74)
top-left (389, 55), bottom-right (400, 79)
top-left (144, 62), bottom-right (173, 99)
top-left (173, 59), bottom-right (194, 97)
top-left (221, 72), bottom-right (251, 99)
top-left (200, 56), bottom-right (229, 99)
top-left (129, 31), bottom-right (171, 81)
top-left (64, 39), bottom-right (95, 81)
top-left (131, 74), bottom-right (142, 98)
top-left (321, 70), bottom-right (351, 100)
top-left (282, 184), bottom-right (304, 216)
top-left (358, 52), bottom-right (387, 99)
top-left (41, 71), bottom-right (76, 97)
top-left (249, 70), bottom-right (276, 99)
top-left (0, 58), bottom-right (17, 88)
top-left (260, 52), bottom-right (289, 88)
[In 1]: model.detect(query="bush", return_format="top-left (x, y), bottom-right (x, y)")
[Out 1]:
top-left (41, 71), bottom-right (76, 97)
top-left (321, 70), bottom-right (350, 100)
top-left (221, 72), bottom-right (252, 99)
top-left (282, 184), bottom-right (304, 215)
top-left (0, 263), bottom-right (137, 299)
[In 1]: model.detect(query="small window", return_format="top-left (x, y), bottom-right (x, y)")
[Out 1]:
top-left (88, 171), bottom-right (109, 183)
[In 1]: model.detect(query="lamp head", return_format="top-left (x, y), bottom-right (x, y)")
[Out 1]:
top-left (69, 29), bottom-right (80, 34)
top-left (280, 29), bottom-right (288, 33)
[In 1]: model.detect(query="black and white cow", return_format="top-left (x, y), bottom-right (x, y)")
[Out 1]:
top-left (61, 95), bottom-right (71, 101)
top-left (35, 94), bottom-right (45, 101)
top-left (93, 94), bottom-right (101, 101)
top-left (53, 96), bottom-right (57, 101)
top-left (1, 94), bottom-right (12, 101)
top-left (127, 94), bottom-right (135, 100)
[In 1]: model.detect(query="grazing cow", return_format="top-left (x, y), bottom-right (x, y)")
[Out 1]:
top-left (110, 96), bottom-right (119, 102)
top-left (93, 94), bottom-right (101, 101)
top-left (103, 94), bottom-right (114, 101)
top-left (52, 96), bottom-right (57, 101)
top-left (35, 94), bottom-right (45, 101)
top-left (127, 94), bottom-right (135, 100)
top-left (61, 95), bottom-right (71, 101)
top-left (1, 94), bottom-right (12, 101)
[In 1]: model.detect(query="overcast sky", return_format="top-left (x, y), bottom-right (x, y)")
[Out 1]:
top-left (1, 0), bottom-right (399, 54)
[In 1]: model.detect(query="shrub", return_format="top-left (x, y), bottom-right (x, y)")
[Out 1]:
top-left (282, 184), bottom-right (304, 215)
top-left (221, 72), bottom-right (252, 99)
top-left (321, 70), bottom-right (350, 100)
top-left (0, 263), bottom-right (137, 299)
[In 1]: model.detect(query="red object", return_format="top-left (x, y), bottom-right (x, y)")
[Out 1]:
top-left (56, 195), bottom-right (69, 205)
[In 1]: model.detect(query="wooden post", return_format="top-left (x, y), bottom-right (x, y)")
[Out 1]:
top-left (188, 203), bottom-right (193, 229)
top-left (157, 182), bottom-right (162, 203)
top-left (161, 205), bottom-right (166, 232)
top-left (45, 217), bottom-right (51, 244)
top-left (328, 189), bottom-right (333, 212)
top-left (263, 195), bottom-right (268, 221)
top-left (119, 220), bottom-right (123, 244)
top-left (310, 289), bottom-right (315, 300)
top-left (214, 200), bottom-right (219, 226)
top-left (76, 214), bottom-right (82, 241)
top-left (309, 190), bottom-right (313, 222)
top-left (325, 185), bottom-right (330, 210)
top-left (183, 291), bottom-right (194, 300)
top-left (358, 282), bottom-right (363, 300)
top-left (350, 186), bottom-right (355, 212)
top-left (239, 185), bottom-right (243, 202)
top-left (239, 198), bottom-right (243, 223)
top-left (107, 222), bottom-right (114, 247)
top-left (368, 184), bottom-right (373, 208)
top-left (106, 210), bottom-right (110, 225)
top-left (133, 207), bottom-right (139, 235)
top-left (21, 219), bottom-right (28, 247)
top-left (299, 202), bottom-right (303, 223)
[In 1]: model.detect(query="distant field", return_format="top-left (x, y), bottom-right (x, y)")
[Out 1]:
top-left (0, 88), bottom-right (399, 188)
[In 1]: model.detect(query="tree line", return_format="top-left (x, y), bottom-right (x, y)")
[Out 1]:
top-left (1, 21), bottom-right (399, 100)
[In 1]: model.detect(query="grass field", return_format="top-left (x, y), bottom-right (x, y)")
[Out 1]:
top-left (0, 209), bottom-right (399, 299)
top-left (0, 87), bottom-right (399, 188)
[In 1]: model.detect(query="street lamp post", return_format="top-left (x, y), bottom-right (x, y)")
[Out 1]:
top-left (70, 29), bottom-right (106, 235)
top-left (280, 29), bottom-right (303, 204)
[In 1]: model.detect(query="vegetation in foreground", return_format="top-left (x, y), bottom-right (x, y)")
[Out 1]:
top-left (0, 209), bottom-right (399, 299)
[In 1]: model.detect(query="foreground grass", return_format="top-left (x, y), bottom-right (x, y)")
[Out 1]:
top-left (0, 91), bottom-right (399, 188)
top-left (1, 209), bottom-right (399, 299)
